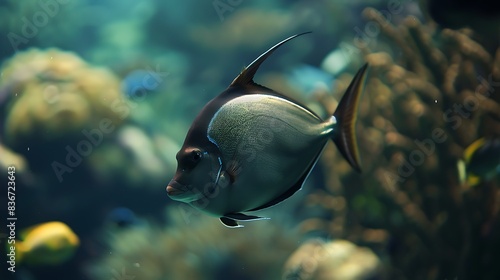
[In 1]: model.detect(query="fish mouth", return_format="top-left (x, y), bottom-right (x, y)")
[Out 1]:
top-left (166, 180), bottom-right (189, 196)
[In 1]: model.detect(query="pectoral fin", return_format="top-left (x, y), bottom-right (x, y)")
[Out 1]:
top-left (226, 160), bottom-right (241, 184)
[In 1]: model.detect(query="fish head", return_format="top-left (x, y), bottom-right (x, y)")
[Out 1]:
top-left (167, 145), bottom-right (223, 203)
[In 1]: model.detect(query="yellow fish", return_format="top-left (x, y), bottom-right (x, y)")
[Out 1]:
top-left (459, 137), bottom-right (500, 187)
top-left (12, 221), bottom-right (79, 265)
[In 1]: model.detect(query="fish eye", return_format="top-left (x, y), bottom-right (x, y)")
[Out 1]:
top-left (191, 150), bottom-right (202, 162)
top-left (177, 149), bottom-right (204, 171)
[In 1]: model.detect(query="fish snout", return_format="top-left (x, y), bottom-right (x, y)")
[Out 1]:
top-left (166, 180), bottom-right (189, 196)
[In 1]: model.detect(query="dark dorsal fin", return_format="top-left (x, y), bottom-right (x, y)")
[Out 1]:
top-left (230, 32), bottom-right (311, 87)
top-left (222, 32), bottom-right (321, 119)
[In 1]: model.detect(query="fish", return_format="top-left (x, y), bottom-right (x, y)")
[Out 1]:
top-left (459, 137), bottom-right (500, 186)
top-left (12, 221), bottom-right (79, 265)
top-left (106, 207), bottom-right (143, 228)
top-left (166, 32), bottom-right (368, 228)
top-left (121, 69), bottom-right (161, 99)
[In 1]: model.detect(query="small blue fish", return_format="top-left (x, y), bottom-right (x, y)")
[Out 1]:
top-left (166, 33), bottom-right (368, 228)
top-left (106, 207), bottom-right (141, 228)
top-left (121, 69), bottom-right (161, 99)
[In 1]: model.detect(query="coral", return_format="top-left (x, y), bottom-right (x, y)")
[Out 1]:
top-left (283, 239), bottom-right (381, 280)
top-left (299, 7), bottom-right (500, 280)
top-left (0, 48), bottom-right (124, 158)
top-left (86, 207), bottom-right (300, 280)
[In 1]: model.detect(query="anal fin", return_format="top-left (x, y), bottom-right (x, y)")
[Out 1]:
top-left (220, 213), bottom-right (269, 228)
top-left (225, 212), bottom-right (269, 221)
top-left (220, 217), bottom-right (242, 228)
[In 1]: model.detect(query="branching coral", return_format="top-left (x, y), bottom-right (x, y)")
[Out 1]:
top-left (297, 7), bottom-right (500, 280)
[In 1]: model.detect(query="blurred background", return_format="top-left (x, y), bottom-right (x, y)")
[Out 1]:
top-left (0, 0), bottom-right (499, 279)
